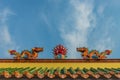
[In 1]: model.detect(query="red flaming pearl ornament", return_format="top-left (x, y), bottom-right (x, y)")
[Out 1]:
top-left (53, 44), bottom-right (67, 55)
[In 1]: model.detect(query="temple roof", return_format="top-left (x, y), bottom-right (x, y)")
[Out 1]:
top-left (0, 67), bottom-right (120, 79)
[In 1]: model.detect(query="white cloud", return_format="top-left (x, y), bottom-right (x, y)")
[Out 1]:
top-left (0, 26), bottom-right (11, 43)
top-left (59, 0), bottom-right (114, 58)
top-left (94, 18), bottom-right (115, 52)
top-left (60, 0), bottom-right (96, 58)
top-left (0, 8), bottom-right (14, 24)
top-left (0, 8), bottom-right (18, 58)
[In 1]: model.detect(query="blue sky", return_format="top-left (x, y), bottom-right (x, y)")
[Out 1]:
top-left (0, 0), bottom-right (120, 59)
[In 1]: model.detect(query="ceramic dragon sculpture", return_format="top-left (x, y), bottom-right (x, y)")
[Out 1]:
top-left (9, 47), bottom-right (43, 59)
top-left (76, 47), bottom-right (112, 59)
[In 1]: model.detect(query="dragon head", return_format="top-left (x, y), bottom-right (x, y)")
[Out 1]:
top-left (76, 47), bottom-right (88, 53)
top-left (32, 47), bottom-right (43, 53)
top-left (105, 50), bottom-right (112, 55)
top-left (8, 50), bottom-right (17, 55)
